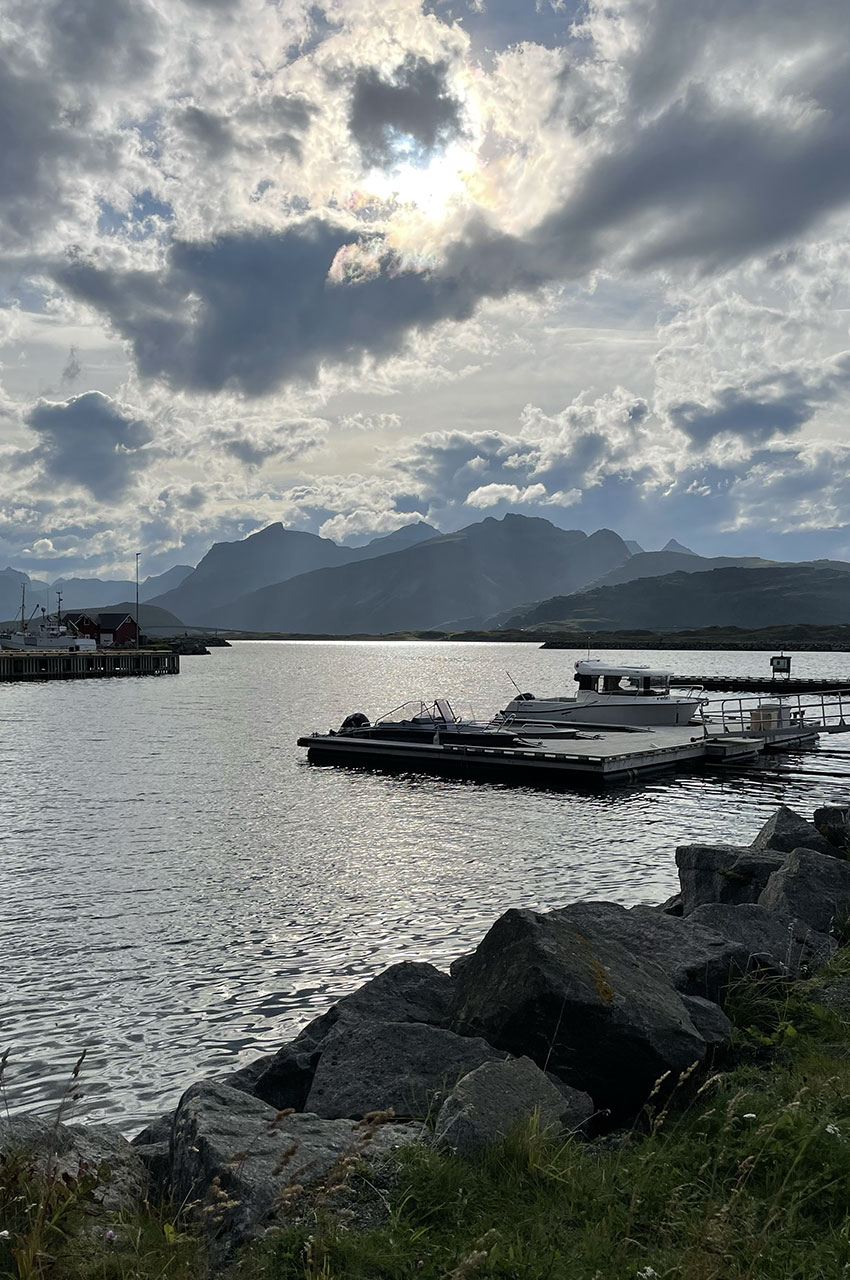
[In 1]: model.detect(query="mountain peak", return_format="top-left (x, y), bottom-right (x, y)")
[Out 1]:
top-left (662, 538), bottom-right (698, 556)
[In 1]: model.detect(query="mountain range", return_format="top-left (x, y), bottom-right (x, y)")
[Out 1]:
top-left (196, 517), bottom-right (630, 634)
top-left (150, 521), bottom-right (438, 625)
top-left (503, 564), bottom-right (850, 631)
top-left (7, 515), bottom-right (850, 635)
top-left (0, 563), bottom-right (192, 620)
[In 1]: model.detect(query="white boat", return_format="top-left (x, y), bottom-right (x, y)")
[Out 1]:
top-left (0, 588), bottom-right (97, 652)
top-left (496, 660), bottom-right (705, 728)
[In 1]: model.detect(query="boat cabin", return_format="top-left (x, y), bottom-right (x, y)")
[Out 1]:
top-left (574, 660), bottom-right (672, 698)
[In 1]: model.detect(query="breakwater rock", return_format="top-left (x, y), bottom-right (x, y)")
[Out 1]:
top-left (4, 803), bottom-right (850, 1258)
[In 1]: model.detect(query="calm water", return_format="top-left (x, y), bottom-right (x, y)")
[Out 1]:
top-left (3, 641), bottom-right (850, 1132)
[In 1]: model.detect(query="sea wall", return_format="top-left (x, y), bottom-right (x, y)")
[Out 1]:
top-left (3, 802), bottom-right (850, 1258)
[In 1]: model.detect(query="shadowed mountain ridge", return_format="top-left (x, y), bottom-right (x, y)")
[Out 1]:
top-left (204, 515), bottom-right (631, 633)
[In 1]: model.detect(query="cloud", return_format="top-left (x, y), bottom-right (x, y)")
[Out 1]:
top-left (22, 390), bottom-right (154, 498)
top-left (3, 0), bottom-right (850, 576)
top-left (54, 220), bottom-right (490, 394)
top-left (465, 481), bottom-right (548, 506)
top-left (40, 0), bottom-right (163, 85)
top-left (349, 54), bottom-right (465, 169)
top-left (213, 418), bottom-right (329, 467)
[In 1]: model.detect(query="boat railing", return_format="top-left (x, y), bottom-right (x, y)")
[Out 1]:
top-left (701, 688), bottom-right (850, 735)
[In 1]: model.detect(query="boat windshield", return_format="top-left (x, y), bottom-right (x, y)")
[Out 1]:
top-left (577, 670), bottom-right (671, 696)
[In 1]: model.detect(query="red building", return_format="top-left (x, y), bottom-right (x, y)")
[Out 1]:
top-left (64, 612), bottom-right (139, 647)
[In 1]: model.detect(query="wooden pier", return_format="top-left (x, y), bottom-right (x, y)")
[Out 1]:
top-left (0, 648), bottom-right (179, 682)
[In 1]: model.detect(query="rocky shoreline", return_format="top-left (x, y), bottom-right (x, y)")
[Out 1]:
top-left (3, 802), bottom-right (850, 1262)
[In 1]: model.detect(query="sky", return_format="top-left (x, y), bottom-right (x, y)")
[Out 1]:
top-left (1, 0), bottom-right (849, 580)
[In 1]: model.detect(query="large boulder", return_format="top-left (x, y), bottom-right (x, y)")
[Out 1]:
top-left (221, 1053), bottom-right (275, 1095)
top-left (759, 848), bottom-right (850, 936)
top-left (675, 845), bottom-right (785, 915)
top-left (680, 995), bottom-right (732, 1046)
top-left (130, 1114), bottom-right (173, 1203)
top-left (814, 806), bottom-right (850, 855)
top-left (252, 961), bottom-right (454, 1110)
top-left (171, 1081), bottom-right (422, 1254)
top-left (0, 1115), bottom-right (148, 1213)
top-left (688, 902), bottom-right (834, 977)
top-left (451, 908), bottom-right (706, 1115)
top-left (433, 1057), bottom-right (594, 1155)
top-left (750, 806), bottom-right (834, 857)
top-left (551, 901), bottom-right (751, 1002)
top-left (305, 1021), bottom-right (506, 1120)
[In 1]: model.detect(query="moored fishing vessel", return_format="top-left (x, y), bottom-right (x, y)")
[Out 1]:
top-left (0, 587), bottom-right (97, 652)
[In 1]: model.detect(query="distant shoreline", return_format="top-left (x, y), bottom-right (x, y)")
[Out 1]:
top-left (204, 624), bottom-right (850, 651)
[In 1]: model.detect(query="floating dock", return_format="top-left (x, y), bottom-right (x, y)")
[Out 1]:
top-left (299, 689), bottom-right (850, 786)
top-left (0, 649), bottom-right (179, 682)
top-left (670, 676), bottom-right (850, 694)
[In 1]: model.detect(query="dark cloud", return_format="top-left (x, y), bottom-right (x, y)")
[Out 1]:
top-left (0, 51), bottom-right (86, 246)
top-left (54, 221), bottom-right (488, 394)
top-left (669, 356), bottom-right (850, 444)
top-left (349, 54), bottom-right (464, 169)
top-left (22, 391), bottom-right (154, 498)
top-left (43, 0), bottom-right (162, 84)
top-left (214, 420), bottom-right (328, 466)
top-left (670, 386), bottom-right (813, 445)
top-left (178, 106), bottom-right (236, 160)
top-left (176, 95), bottom-right (316, 163)
top-left (624, 0), bottom-right (850, 114)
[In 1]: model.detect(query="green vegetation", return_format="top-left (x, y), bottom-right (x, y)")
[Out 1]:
top-left (5, 956), bottom-right (850, 1280)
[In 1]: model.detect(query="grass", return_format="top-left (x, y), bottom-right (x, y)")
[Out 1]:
top-left (232, 955), bottom-right (850, 1280)
top-left (5, 954), bottom-right (850, 1280)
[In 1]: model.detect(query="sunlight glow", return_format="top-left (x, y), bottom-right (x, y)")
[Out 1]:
top-left (362, 139), bottom-right (480, 219)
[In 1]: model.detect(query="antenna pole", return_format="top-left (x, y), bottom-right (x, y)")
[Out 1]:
top-left (506, 670), bottom-right (523, 696)
top-left (135, 552), bottom-right (140, 650)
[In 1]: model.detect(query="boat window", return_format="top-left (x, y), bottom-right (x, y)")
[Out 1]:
top-left (576, 673), bottom-right (598, 691)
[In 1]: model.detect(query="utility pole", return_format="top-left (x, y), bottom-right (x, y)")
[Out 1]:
top-left (135, 552), bottom-right (140, 650)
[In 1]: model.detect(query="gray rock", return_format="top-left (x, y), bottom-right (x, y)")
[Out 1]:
top-left (0, 1115), bottom-right (148, 1212)
top-left (222, 1053), bottom-right (276, 1096)
top-left (253, 961), bottom-right (454, 1110)
top-left (433, 1057), bottom-right (594, 1155)
top-left (133, 1141), bottom-right (171, 1202)
top-left (688, 902), bottom-right (834, 977)
top-left (750, 805), bottom-right (834, 857)
top-left (451, 908), bottom-right (706, 1115)
top-left (675, 844), bottom-right (785, 915)
top-left (551, 901), bottom-right (750, 1002)
top-left (305, 1020), bottom-right (506, 1120)
top-left (759, 848), bottom-right (850, 936)
top-left (658, 892), bottom-right (683, 916)
top-left (814, 806), bottom-right (850, 855)
top-left (171, 1080), bottom-right (422, 1254)
top-left (680, 995), bottom-right (732, 1046)
top-left (449, 952), bottom-right (474, 979)
top-left (131, 1112), bottom-right (172, 1147)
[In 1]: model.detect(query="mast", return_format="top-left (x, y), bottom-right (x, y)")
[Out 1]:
top-left (20, 583), bottom-right (25, 634)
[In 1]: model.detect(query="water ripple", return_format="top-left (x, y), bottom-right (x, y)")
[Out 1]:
top-left (2, 641), bottom-right (849, 1131)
